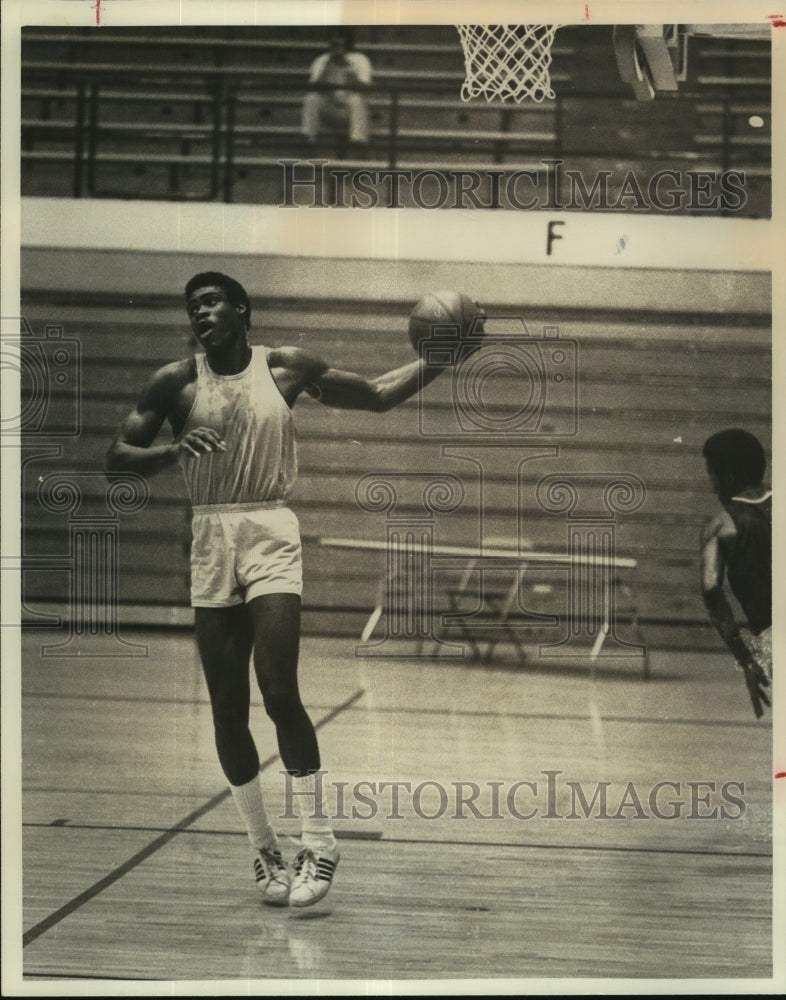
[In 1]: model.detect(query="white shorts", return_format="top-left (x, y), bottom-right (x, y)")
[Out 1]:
top-left (189, 502), bottom-right (302, 607)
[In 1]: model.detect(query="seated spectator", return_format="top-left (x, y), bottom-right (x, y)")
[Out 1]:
top-left (302, 28), bottom-right (372, 159)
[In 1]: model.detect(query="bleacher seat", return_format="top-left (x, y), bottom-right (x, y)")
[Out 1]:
top-left (20, 25), bottom-right (770, 210)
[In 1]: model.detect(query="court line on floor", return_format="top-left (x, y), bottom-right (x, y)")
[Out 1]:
top-left (22, 687), bottom-right (365, 948)
top-left (329, 704), bottom-right (767, 729)
top-left (23, 820), bottom-right (384, 840)
top-left (24, 786), bottom-right (236, 799)
top-left (373, 835), bottom-right (773, 860)
top-left (21, 691), bottom-right (764, 728)
top-left (20, 821), bottom-right (771, 859)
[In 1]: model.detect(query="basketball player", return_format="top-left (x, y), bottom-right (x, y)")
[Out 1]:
top-left (106, 272), bottom-right (479, 907)
top-left (700, 428), bottom-right (772, 718)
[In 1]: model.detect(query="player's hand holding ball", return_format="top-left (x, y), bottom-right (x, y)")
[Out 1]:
top-left (408, 291), bottom-right (486, 365)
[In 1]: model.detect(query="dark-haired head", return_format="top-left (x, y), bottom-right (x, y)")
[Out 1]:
top-left (330, 27), bottom-right (356, 51)
top-left (185, 272), bottom-right (251, 330)
top-left (703, 428), bottom-right (766, 497)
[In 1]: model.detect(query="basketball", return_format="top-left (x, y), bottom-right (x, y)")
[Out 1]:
top-left (408, 291), bottom-right (482, 353)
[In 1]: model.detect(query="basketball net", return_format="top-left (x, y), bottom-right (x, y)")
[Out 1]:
top-left (456, 24), bottom-right (561, 103)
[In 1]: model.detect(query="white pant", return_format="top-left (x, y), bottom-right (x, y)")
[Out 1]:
top-left (302, 91), bottom-right (369, 144)
top-left (190, 503), bottom-right (302, 607)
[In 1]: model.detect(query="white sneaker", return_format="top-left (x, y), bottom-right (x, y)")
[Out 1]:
top-left (253, 848), bottom-right (291, 906)
top-left (289, 846), bottom-right (340, 908)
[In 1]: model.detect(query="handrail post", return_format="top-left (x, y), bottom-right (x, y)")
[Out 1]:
top-left (73, 79), bottom-right (86, 197)
top-left (209, 77), bottom-right (225, 202)
top-left (85, 80), bottom-right (99, 197)
top-left (223, 81), bottom-right (238, 204)
top-left (388, 88), bottom-right (399, 168)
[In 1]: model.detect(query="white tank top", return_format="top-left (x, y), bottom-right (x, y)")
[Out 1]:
top-left (177, 347), bottom-right (297, 507)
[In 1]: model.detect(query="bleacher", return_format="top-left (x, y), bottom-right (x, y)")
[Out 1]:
top-left (20, 25), bottom-right (771, 214)
top-left (16, 23), bottom-right (772, 662)
top-left (18, 239), bottom-right (771, 655)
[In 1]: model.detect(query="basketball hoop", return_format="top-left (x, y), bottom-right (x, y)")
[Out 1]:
top-left (455, 24), bottom-right (561, 103)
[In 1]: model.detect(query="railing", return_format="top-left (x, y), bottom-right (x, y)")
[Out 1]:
top-left (21, 66), bottom-right (770, 204)
top-left (22, 75), bottom-right (561, 200)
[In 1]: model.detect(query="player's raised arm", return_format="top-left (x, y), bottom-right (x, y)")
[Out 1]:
top-left (272, 290), bottom-right (485, 412)
top-left (319, 356), bottom-right (448, 411)
top-left (105, 359), bottom-right (224, 477)
top-left (271, 346), bottom-right (444, 412)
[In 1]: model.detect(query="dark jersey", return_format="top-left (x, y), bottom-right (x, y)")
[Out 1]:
top-left (724, 492), bottom-right (771, 635)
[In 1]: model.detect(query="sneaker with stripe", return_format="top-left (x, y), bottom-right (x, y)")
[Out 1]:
top-left (253, 848), bottom-right (291, 906)
top-left (289, 846), bottom-right (340, 907)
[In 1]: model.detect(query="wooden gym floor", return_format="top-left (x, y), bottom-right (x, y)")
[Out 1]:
top-left (12, 626), bottom-right (776, 991)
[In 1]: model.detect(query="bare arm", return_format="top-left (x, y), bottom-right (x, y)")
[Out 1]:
top-left (105, 362), bottom-right (224, 477)
top-left (700, 514), bottom-right (770, 716)
top-left (700, 514), bottom-right (748, 662)
top-left (272, 347), bottom-right (447, 412)
top-left (315, 358), bottom-right (444, 411)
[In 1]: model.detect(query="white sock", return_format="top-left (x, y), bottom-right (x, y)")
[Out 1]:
top-left (230, 774), bottom-right (278, 853)
top-left (291, 772), bottom-right (336, 853)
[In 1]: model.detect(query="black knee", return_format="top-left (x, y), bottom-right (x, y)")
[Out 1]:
top-left (261, 685), bottom-right (305, 728)
top-left (212, 709), bottom-right (258, 784)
